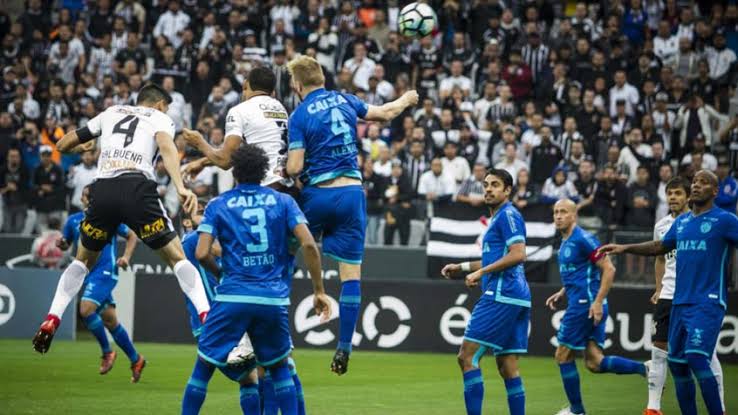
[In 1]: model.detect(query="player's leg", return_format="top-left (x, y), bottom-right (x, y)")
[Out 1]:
top-left (182, 357), bottom-right (216, 415)
top-left (709, 350), bottom-right (725, 412)
top-left (555, 306), bottom-right (591, 414)
top-left (667, 305), bottom-right (698, 415)
top-left (78, 297), bottom-right (113, 367)
top-left (153, 237), bottom-right (210, 319)
top-left (584, 340), bottom-right (646, 375)
top-left (287, 357), bottom-right (306, 415)
top-left (100, 306), bottom-right (145, 382)
top-left (259, 366), bottom-right (278, 415)
top-left (646, 299), bottom-right (671, 414)
top-left (333, 261), bottom-right (361, 374)
top-left (496, 354), bottom-right (525, 415)
top-left (682, 304), bottom-right (724, 415)
top-left (554, 346), bottom-right (584, 415)
top-left (457, 339), bottom-right (486, 415)
top-left (493, 305), bottom-right (529, 415)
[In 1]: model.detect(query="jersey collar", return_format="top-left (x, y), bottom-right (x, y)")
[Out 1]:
top-left (236, 183), bottom-right (261, 191)
top-left (304, 88), bottom-right (326, 101)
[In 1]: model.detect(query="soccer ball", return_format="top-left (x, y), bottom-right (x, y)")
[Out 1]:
top-left (398, 2), bottom-right (437, 38)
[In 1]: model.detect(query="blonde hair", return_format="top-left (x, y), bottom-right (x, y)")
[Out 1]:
top-left (287, 55), bottom-right (325, 89)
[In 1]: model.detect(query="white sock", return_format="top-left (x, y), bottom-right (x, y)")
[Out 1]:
top-left (647, 347), bottom-right (668, 410)
top-left (710, 350), bottom-right (725, 411)
top-left (48, 260), bottom-right (89, 318)
top-left (173, 259), bottom-right (210, 315)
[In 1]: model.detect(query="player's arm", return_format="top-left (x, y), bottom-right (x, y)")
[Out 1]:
top-left (363, 90), bottom-right (419, 122)
top-left (653, 255), bottom-right (665, 304)
top-left (590, 254), bottom-right (615, 324)
top-left (545, 287), bottom-right (566, 310)
top-left (286, 149), bottom-right (305, 178)
top-left (441, 260), bottom-right (482, 279)
top-left (156, 131), bottom-right (197, 215)
top-left (465, 242), bottom-right (526, 288)
top-left (117, 229), bottom-right (138, 270)
top-left (57, 128), bottom-right (97, 153)
top-left (598, 240), bottom-right (670, 257)
top-left (195, 232), bottom-right (220, 276)
top-left (181, 128), bottom-right (241, 169)
top-left (293, 223), bottom-right (331, 321)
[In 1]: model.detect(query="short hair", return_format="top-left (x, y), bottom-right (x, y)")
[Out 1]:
top-left (666, 176), bottom-right (691, 196)
top-left (485, 168), bottom-right (514, 190)
top-left (287, 55), bottom-right (325, 89)
top-left (136, 83), bottom-right (172, 105)
top-left (231, 143), bottom-right (268, 185)
top-left (247, 67), bottom-right (276, 94)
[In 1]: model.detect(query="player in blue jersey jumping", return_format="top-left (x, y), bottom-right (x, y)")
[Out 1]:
top-left (546, 199), bottom-right (646, 415)
top-left (181, 144), bottom-right (331, 415)
top-left (285, 55), bottom-right (418, 374)
top-left (600, 170), bottom-right (733, 415)
top-left (57, 186), bottom-right (144, 381)
top-left (441, 168), bottom-right (529, 415)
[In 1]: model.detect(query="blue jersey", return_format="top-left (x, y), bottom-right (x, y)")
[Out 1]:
top-left (198, 184), bottom-right (307, 305)
top-left (558, 226), bottom-right (603, 308)
top-left (182, 230), bottom-right (220, 300)
top-left (63, 212), bottom-right (129, 277)
top-left (662, 207), bottom-right (738, 308)
top-left (480, 201), bottom-right (530, 307)
top-left (288, 88), bottom-right (368, 186)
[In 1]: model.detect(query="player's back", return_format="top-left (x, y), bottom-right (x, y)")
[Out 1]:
top-left (558, 226), bottom-right (602, 307)
top-left (288, 88), bottom-right (368, 186)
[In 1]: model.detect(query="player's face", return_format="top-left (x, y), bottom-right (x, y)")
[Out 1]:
top-left (553, 204), bottom-right (576, 231)
top-left (666, 187), bottom-right (688, 214)
top-left (689, 172), bottom-right (718, 205)
top-left (483, 174), bottom-right (510, 207)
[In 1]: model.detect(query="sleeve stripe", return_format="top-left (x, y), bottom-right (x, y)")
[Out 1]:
top-left (288, 141), bottom-right (304, 150)
top-left (197, 224), bottom-right (214, 234)
top-left (506, 235), bottom-right (525, 246)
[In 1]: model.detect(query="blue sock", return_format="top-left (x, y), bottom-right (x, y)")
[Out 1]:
top-left (258, 379), bottom-right (265, 413)
top-left (261, 373), bottom-right (278, 415)
top-left (599, 356), bottom-right (645, 375)
top-left (110, 324), bottom-right (139, 363)
top-left (462, 369), bottom-right (484, 415)
top-left (269, 364), bottom-right (297, 415)
top-left (687, 354), bottom-right (723, 415)
top-left (239, 384), bottom-right (260, 414)
top-left (559, 362), bottom-right (584, 414)
top-left (289, 358), bottom-right (306, 415)
top-left (182, 358), bottom-right (215, 415)
top-left (504, 377), bottom-right (525, 415)
top-left (338, 280), bottom-right (361, 352)
top-left (670, 360), bottom-right (697, 415)
top-left (83, 314), bottom-right (111, 354)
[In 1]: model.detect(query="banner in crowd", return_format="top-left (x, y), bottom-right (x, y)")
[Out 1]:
top-left (132, 276), bottom-right (738, 363)
top-left (426, 203), bottom-right (557, 282)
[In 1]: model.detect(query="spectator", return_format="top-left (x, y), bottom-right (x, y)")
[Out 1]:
top-left (343, 43), bottom-right (376, 92)
top-left (716, 157), bottom-right (738, 213)
top-left (373, 147), bottom-right (392, 178)
top-left (529, 126), bottom-right (563, 186)
top-left (594, 165), bottom-right (627, 228)
top-left (705, 31), bottom-right (736, 82)
top-left (541, 166), bottom-right (579, 204)
top-left (32, 146), bottom-right (65, 233)
top-left (680, 135), bottom-right (717, 172)
top-left (383, 160), bottom-right (413, 246)
top-left (494, 142), bottom-right (527, 185)
top-left (362, 123), bottom-right (388, 162)
top-left (574, 159), bottom-right (600, 228)
top-left (457, 124), bottom-right (479, 168)
top-left (512, 168), bottom-right (537, 214)
top-left (0, 148), bottom-right (30, 233)
top-left (455, 163), bottom-right (485, 207)
top-left (624, 165), bottom-right (657, 229)
top-left (654, 20), bottom-right (678, 62)
top-left (612, 99), bottom-right (635, 137)
top-left (363, 159), bottom-right (387, 246)
top-left (429, 109), bottom-right (459, 155)
top-left (418, 158), bottom-right (456, 215)
top-left (618, 128), bottom-right (652, 184)
top-left (665, 37), bottom-right (699, 80)
top-left (199, 86), bottom-right (229, 126)
top-left (674, 94), bottom-right (730, 154)
top-left (87, 33), bottom-right (116, 85)
top-left (439, 60), bottom-right (472, 100)
top-left (556, 116), bottom-right (583, 160)
top-left (441, 141), bottom-right (470, 185)
top-left (153, 0), bottom-right (190, 49)
top-left (655, 163), bottom-right (674, 221)
top-left (502, 48), bottom-right (532, 102)
top-left (66, 150), bottom-right (97, 214)
top-left (401, 139), bottom-right (429, 195)
top-left (608, 70), bottom-right (639, 118)
top-left (162, 76), bottom-right (187, 133)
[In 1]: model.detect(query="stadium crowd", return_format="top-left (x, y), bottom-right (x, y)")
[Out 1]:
top-left (1, 0), bottom-right (738, 248)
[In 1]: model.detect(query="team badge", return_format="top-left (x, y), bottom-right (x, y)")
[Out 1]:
top-left (564, 247), bottom-right (571, 258)
top-left (700, 222), bottom-right (711, 233)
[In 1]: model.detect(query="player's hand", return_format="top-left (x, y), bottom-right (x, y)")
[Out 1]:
top-left (178, 188), bottom-right (198, 217)
top-left (464, 270), bottom-right (482, 288)
top-left (441, 263), bottom-right (461, 279)
top-left (597, 244), bottom-right (625, 256)
top-left (117, 257), bottom-right (130, 270)
top-left (650, 290), bottom-right (660, 305)
top-left (402, 90), bottom-right (420, 107)
top-left (313, 292), bottom-right (332, 322)
top-left (545, 290), bottom-right (564, 310)
top-left (589, 301), bottom-right (604, 325)
top-left (56, 238), bottom-right (70, 250)
top-left (181, 128), bottom-right (205, 147)
top-left (181, 159), bottom-right (206, 180)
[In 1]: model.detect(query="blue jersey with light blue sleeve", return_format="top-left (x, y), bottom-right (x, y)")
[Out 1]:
top-left (63, 212), bottom-right (129, 278)
top-left (197, 184), bottom-right (307, 305)
top-left (288, 88), bottom-right (368, 186)
top-left (558, 226), bottom-right (604, 308)
top-left (662, 207), bottom-right (738, 308)
top-left (480, 201), bottom-right (530, 307)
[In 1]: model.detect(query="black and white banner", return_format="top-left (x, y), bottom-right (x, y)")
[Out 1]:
top-left (426, 202), bottom-right (556, 282)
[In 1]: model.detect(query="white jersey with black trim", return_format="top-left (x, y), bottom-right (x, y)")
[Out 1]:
top-left (87, 105), bottom-right (175, 181)
top-left (224, 95), bottom-right (290, 187)
top-left (653, 213), bottom-right (677, 300)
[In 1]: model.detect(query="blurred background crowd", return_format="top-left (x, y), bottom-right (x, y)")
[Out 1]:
top-left (1, 0), bottom-right (738, 253)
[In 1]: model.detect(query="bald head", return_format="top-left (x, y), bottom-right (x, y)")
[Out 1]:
top-left (694, 170), bottom-right (718, 187)
top-left (553, 198), bottom-right (578, 233)
top-left (689, 169), bottom-right (719, 207)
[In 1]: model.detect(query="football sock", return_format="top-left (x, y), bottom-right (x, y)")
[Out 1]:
top-left (182, 358), bottom-right (215, 415)
top-left (504, 376), bottom-right (525, 415)
top-left (110, 324), bottom-right (138, 363)
top-left (83, 313), bottom-right (111, 354)
top-left (462, 368), bottom-right (484, 415)
top-left (709, 351), bottom-right (725, 411)
top-left (599, 356), bottom-right (646, 375)
top-left (239, 384), bottom-right (260, 414)
top-left (558, 361), bottom-right (584, 414)
top-left (688, 354), bottom-right (723, 415)
top-left (261, 373), bottom-right (278, 415)
top-left (647, 347), bottom-right (668, 410)
top-left (338, 280), bottom-right (361, 353)
top-left (49, 259), bottom-right (88, 317)
top-left (174, 260), bottom-right (210, 316)
top-left (269, 363), bottom-right (297, 415)
top-left (289, 358), bottom-right (306, 415)
top-left (257, 379), bottom-right (265, 413)
top-left (669, 360), bottom-right (697, 415)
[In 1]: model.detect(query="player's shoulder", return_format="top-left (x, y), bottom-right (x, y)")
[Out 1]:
top-left (712, 207), bottom-right (738, 223)
top-left (68, 211), bottom-right (85, 223)
top-left (655, 214), bottom-right (675, 232)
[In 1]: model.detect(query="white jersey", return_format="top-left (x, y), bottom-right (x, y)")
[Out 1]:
top-left (654, 214), bottom-right (677, 300)
top-left (224, 95), bottom-right (290, 187)
top-left (87, 105), bottom-right (175, 181)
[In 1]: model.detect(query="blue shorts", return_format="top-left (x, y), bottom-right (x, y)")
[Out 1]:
top-left (464, 299), bottom-right (530, 355)
top-left (300, 185), bottom-right (366, 264)
top-left (198, 300), bottom-right (291, 379)
top-left (557, 304), bottom-right (608, 350)
top-left (80, 269), bottom-right (117, 311)
top-left (668, 303), bottom-right (725, 363)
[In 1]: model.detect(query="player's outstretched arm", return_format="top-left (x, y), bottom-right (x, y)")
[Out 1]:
top-left (156, 131), bottom-right (197, 216)
top-left (364, 90), bottom-right (419, 122)
top-left (195, 232), bottom-right (221, 277)
top-left (598, 240), bottom-right (669, 257)
top-left (293, 223), bottom-right (331, 321)
top-left (57, 130), bottom-right (97, 153)
top-left (182, 128), bottom-right (241, 170)
top-left (590, 255), bottom-right (616, 324)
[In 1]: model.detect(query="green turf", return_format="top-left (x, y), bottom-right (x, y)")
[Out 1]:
top-left (0, 339), bottom-right (734, 414)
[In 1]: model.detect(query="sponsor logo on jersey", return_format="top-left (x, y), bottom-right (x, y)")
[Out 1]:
top-left (81, 221), bottom-right (108, 241)
top-left (676, 239), bottom-right (707, 251)
top-left (226, 194), bottom-right (277, 209)
top-left (139, 218), bottom-right (165, 239)
top-left (306, 94), bottom-right (349, 114)
top-left (263, 111), bottom-right (288, 120)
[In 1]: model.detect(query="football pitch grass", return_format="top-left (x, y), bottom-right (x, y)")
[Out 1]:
top-left (0, 339), bottom-right (735, 414)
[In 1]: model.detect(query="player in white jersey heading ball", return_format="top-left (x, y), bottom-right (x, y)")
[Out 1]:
top-left (644, 175), bottom-right (724, 415)
top-left (33, 84), bottom-right (210, 356)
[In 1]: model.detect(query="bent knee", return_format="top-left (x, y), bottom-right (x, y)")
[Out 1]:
top-left (79, 301), bottom-right (97, 317)
top-left (584, 358), bottom-right (601, 373)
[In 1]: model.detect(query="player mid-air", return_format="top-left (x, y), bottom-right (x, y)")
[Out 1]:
top-left (57, 185), bottom-right (143, 380)
top-left (441, 169), bottom-right (528, 415)
top-left (546, 199), bottom-right (646, 415)
top-left (285, 55), bottom-right (419, 374)
top-left (600, 170), bottom-right (732, 415)
top-left (181, 144), bottom-right (331, 415)
top-left (645, 176), bottom-right (725, 415)
top-left (33, 83), bottom-right (209, 355)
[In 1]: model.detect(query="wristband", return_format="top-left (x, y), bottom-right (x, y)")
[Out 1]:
top-left (460, 262), bottom-right (471, 272)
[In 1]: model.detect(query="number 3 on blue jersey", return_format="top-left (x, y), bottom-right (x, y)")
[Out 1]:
top-left (330, 108), bottom-right (353, 145)
top-left (242, 208), bottom-right (268, 252)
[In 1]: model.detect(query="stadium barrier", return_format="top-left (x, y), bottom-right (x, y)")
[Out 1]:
top-left (133, 276), bottom-right (738, 363)
top-left (0, 267), bottom-right (75, 340)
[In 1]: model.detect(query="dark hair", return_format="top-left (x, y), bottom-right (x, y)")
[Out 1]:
top-left (485, 168), bottom-right (514, 190)
top-left (247, 67), bottom-right (276, 94)
top-left (136, 83), bottom-right (172, 105)
top-left (666, 176), bottom-right (691, 196)
top-left (231, 143), bottom-right (268, 185)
